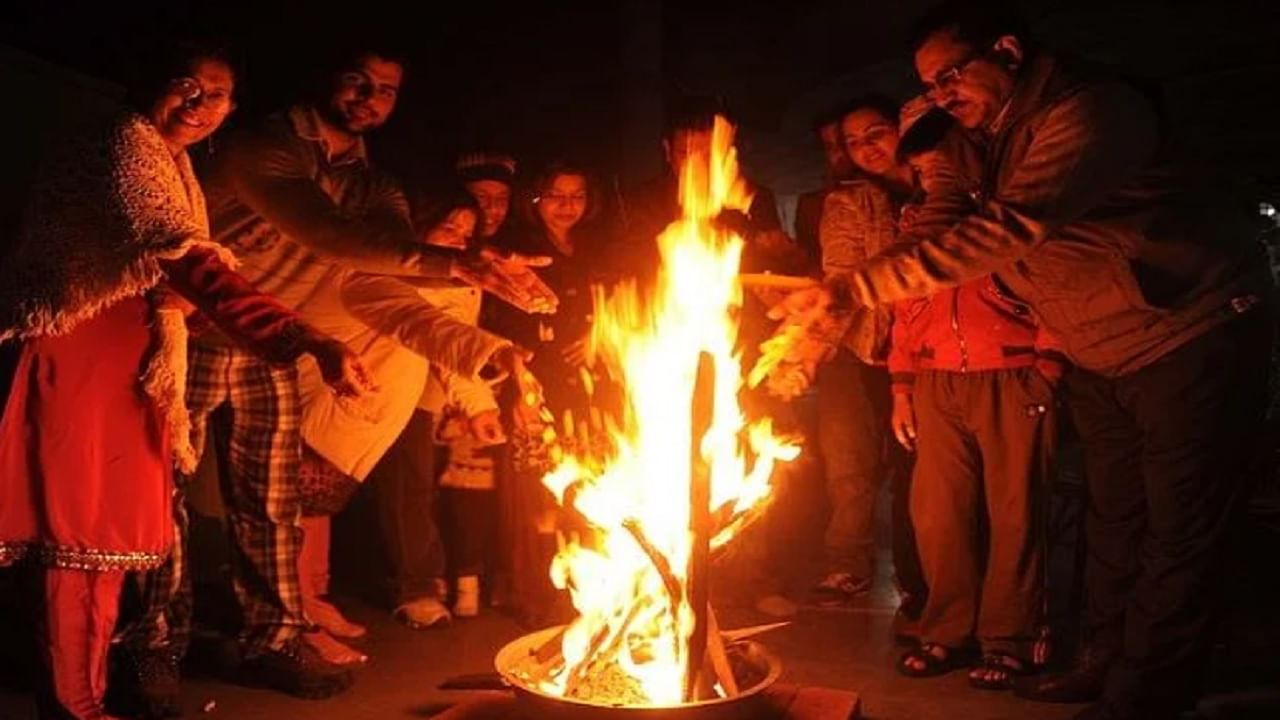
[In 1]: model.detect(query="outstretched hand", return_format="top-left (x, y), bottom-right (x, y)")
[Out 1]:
top-left (453, 247), bottom-right (559, 314)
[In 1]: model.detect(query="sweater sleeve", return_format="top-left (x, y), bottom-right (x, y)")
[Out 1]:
top-left (819, 187), bottom-right (876, 279)
top-left (159, 245), bottom-right (308, 363)
top-left (843, 82), bottom-right (1160, 307)
top-left (887, 304), bottom-right (916, 395)
top-left (222, 128), bottom-right (454, 278)
top-left (441, 368), bottom-right (500, 418)
top-left (340, 273), bottom-right (510, 377)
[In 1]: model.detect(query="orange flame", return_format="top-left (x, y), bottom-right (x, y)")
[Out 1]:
top-left (537, 116), bottom-right (799, 705)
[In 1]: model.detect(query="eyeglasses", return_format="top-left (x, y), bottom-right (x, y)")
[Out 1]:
top-left (921, 51), bottom-right (982, 101)
top-left (168, 77), bottom-right (233, 112)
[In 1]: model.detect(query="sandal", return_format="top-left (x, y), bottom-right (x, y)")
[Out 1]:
top-left (967, 653), bottom-right (1028, 691)
top-left (897, 643), bottom-right (966, 678)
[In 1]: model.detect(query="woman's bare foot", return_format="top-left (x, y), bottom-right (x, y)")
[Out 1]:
top-left (302, 629), bottom-right (368, 666)
top-left (304, 596), bottom-right (367, 639)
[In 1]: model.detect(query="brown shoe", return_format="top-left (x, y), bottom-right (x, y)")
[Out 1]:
top-left (238, 635), bottom-right (354, 699)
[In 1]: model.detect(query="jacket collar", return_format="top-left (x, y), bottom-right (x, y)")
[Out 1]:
top-left (988, 52), bottom-right (1070, 138)
top-left (288, 105), bottom-right (368, 167)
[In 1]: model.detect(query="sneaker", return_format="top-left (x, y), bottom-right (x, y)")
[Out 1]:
top-left (811, 572), bottom-right (873, 607)
top-left (237, 635), bottom-right (354, 699)
top-left (394, 597), bottom-right (452, 630)
top-left (453, 575), bottom-right (480, 618)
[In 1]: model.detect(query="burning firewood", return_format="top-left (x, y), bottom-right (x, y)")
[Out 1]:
top-left (684, 350), bottom-right (715, 702)
top-left (515, 115), bottom-right (800, 709)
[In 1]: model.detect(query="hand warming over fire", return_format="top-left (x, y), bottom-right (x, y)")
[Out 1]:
top-left (486, 343), bottom-right (534, 381)
top-left (750, 279), bottom-right (856, 399)
top-left (452, 246), bottom-right (560, 315)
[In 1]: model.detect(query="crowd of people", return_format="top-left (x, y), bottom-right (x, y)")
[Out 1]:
top-left (0, 2), bottom-right (1274, 720)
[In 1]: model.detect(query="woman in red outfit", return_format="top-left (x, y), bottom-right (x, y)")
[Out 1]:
top-left (0, 43), bottom-right (370, 719)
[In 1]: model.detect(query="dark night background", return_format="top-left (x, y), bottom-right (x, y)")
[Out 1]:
top-left (2, 0), bottom-right (1280, 238)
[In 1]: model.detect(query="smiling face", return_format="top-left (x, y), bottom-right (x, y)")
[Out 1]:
top-left (466, 180), bottom-right (512, 238)
top-left (326, 54), bottom-right (403, 135)
top-left (536, 173), bottom-right (589, 238)
top-left (148, 57), bottom-right (235, 151)
top-left (840, 108), bottom-right (901, 178)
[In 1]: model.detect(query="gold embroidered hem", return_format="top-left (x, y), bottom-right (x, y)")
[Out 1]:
top-left (0, 540), bottom-right (168, 571)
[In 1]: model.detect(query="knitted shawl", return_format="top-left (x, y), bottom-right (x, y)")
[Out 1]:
top-left (0, 113), bottom-right (232, 471)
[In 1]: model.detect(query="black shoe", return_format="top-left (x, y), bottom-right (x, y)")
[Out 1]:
top-left (237, 635), bottom-right (354, 699)
top-left (1014, 644), bottom-right (1111, 704)
top-left (106, 644), bottom-right (183, 719)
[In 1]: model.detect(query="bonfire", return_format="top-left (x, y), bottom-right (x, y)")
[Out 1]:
top-left (506, 116), bottom-right (800, 708)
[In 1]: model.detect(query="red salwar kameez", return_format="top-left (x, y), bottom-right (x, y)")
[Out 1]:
top-left (0, 113), bottom-right (312, 719)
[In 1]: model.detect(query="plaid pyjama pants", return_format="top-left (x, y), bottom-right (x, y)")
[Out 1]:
top-left (126, 342), bottom-right (307, 657)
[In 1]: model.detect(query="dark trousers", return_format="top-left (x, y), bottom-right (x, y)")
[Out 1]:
top-left (890, 446), bottom-right (928, 611)
top-left (440, 488), bottom-right (498, 578)
top-left (912, 368), bottom-right (1056, 658)
top-left (814, 349), bottom-right (892, 580)
top-left (1068, 310), bottom-right (1271, 715)
top-left (366, 410), bottom-right (444, 606)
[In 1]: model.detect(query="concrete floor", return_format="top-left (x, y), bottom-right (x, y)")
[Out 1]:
top-left (0, 582), bottom-right (1083, 720)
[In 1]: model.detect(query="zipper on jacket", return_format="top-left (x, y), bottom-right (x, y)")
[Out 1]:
top-left (950, 288), bottom-right (970, 372)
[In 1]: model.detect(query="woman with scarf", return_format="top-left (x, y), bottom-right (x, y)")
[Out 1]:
top-left (0, 43), bottom-right (370, 719)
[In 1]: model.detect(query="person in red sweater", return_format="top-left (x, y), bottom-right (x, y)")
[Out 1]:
top-left (890, 106), bottom-right (1064, 691)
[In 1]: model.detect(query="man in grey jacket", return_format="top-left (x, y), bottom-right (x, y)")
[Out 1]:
top-left (777, 3), bottom-right (1272, 718)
